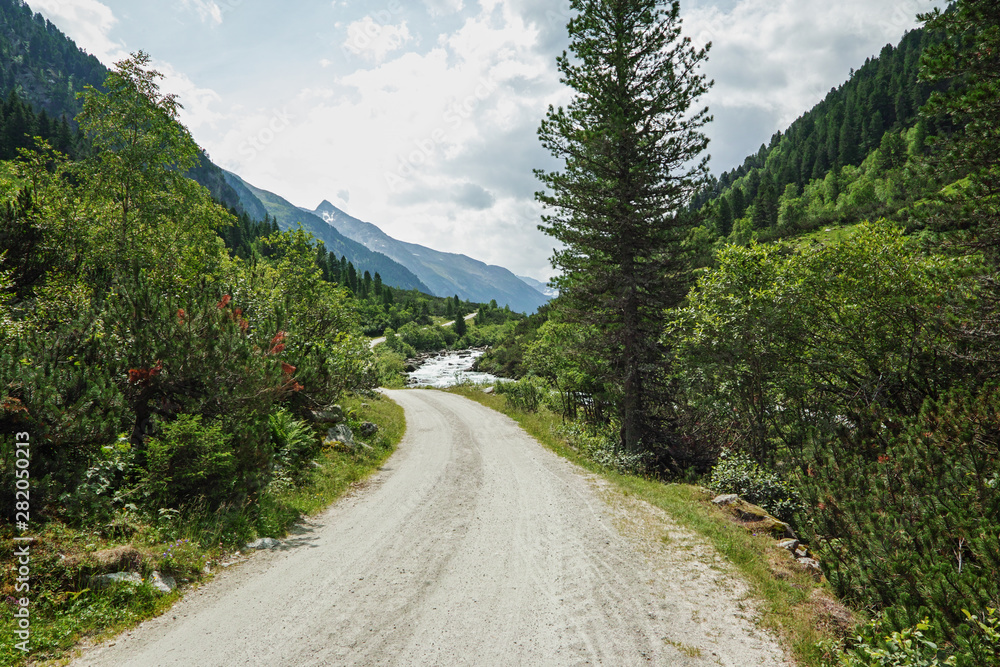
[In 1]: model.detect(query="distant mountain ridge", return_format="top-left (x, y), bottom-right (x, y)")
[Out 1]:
top-left (517, 275), bottom-right (558, 299)
top-left (311, 200), bottom-right (551, 314)
top-left (0, 0), bottom-right (549, 312)
top-left (221, 171), bottom-right (430, 293)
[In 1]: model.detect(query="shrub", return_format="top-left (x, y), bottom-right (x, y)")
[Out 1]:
top-left (558, 421), bottom-right (654, 476)
top-left (497, 376), bottom-right (546, 412)
top-left (800, 385), bottom-right (1000, 662)
top-left (822, 616), bottom-right (957, 667)
top-left (373, 346), bottom-right (409, 388)
top-left (268, 410), bottom-right (318, 488)
top-left (57, 437), bottom-right (135, 527)
top-left (822, 610), bottom-right (1000, 667)
top-left (142, 414), bottom-right (236, 510)
top-left (709, 450), bottom-right (803, 522)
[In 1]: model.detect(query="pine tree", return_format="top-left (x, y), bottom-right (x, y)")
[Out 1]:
top-left (919, 0), bottom-right (1000, 251)
top-left (536, 0), bottom-right (711, 457)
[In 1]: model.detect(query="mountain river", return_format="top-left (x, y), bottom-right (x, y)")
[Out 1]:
top-left (407, 349), bottom-right (503, 388)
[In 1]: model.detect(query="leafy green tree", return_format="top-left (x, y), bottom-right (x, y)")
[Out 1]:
top-left (77, 52), bottom-right (228, 286)
top-left (535, 0), bottom-right (711, 458)
top-left (670, 220), bottom-right (981, 464)
top-left (876, 130), bottom-right (908, 172)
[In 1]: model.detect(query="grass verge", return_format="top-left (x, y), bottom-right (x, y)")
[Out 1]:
top-left (0, 393), bottom-right (405, 667)
top-left (447, 385), bottom-right (851, 667)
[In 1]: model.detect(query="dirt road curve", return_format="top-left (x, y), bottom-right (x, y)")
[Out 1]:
top-left (73, 390), bottom-right (790, 666)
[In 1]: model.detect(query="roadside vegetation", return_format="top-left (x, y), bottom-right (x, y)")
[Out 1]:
top-left (0, 53), bottom-right (407, 666)
top-left (0, 394), bottom-right (404, 667)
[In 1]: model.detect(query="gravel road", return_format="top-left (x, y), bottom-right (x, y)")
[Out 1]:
top-left (73, 389), bottom-right (790, 666)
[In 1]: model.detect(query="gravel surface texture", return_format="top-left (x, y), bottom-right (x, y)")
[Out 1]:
top-left (72, 389), bottom-right (790, 666)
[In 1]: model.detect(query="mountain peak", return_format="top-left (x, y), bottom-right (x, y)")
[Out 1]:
top-left (316, 199), bottom-right (340, 214)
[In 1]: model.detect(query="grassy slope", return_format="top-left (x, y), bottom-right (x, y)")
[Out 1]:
top-left (446, 386), bottom-right (853, 667)
top-left (0, 395), bottom-right (405, 667)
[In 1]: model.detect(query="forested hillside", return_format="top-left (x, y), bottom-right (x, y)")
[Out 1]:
top-left (0, 0), bottom-right (104, 119)
top-left (692, 23), bottom-right (947, 243)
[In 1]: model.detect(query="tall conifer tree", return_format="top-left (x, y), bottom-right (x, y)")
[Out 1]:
top-left (535, 0), bottom-right (711, 456)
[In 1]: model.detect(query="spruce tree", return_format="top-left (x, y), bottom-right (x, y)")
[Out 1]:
top-left (536, 0), bottom-right (711, 457)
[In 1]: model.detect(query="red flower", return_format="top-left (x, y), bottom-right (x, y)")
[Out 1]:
top-left (177, 308), bottom-right (186, 324)
top-left (281, 362), bottom-right (296, 376)
top-left (269, 331), bottom-right (287, 355)
top-left (217, 294), bottom-right (232, 309)
top-left (878, 455), bottom-right (890, 464)
top-left (128, 361), bottom-right (163, 387)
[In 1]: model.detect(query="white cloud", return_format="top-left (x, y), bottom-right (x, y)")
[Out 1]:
top-left (181, 0), bottom-right (224, 26)
top-left (424, 0), bottom-right (464, 17)
top-left (342, 17), bottom-right (413, 64)
top-left (206, 1), bottom-right (561, 279)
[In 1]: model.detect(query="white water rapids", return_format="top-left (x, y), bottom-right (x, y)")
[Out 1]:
top-left (407, 350), bottom-right (503, 388)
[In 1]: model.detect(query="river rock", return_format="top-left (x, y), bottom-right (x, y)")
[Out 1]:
top-left (148, 571), bottom-right (177, 594)
top-left (90, 572), bottom-right (143, 590)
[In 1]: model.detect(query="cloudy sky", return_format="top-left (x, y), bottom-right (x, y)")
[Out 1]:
top-left (30, 0), bottom-right (941, 281)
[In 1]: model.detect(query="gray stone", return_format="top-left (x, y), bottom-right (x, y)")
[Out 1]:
top-left (358, 421), bottom-right (378, 438)
top-left (711, 494), bottom-right (740, 506)
top-left (148, 571), bottom-right (176, 594)
top-left (244, 537), bottom-right (281, 551)
top-left (482, 387), bottom-right (494, 395)
top-left (325, 424), bottom-right (372, 451)
top-left (797, 557), bottom-right (823, 578)
top-left (90, 572), bottom-right (143, 590)
top-left (326, 424), bottom-right (356, 447)
top-left (777, 538), bottom-right (800, 551)
top-left (310, 405), bottom-right (345, 424)
top-left (794, 545), bottom-right (810, 559)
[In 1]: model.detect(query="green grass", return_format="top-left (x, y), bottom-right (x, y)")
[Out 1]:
top-left (447, 385), bottom-right (851, 667)
top-left (0, 394), bottom-right (405, 667)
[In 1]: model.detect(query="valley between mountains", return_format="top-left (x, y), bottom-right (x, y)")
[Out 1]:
top-left (71, 391), bottom-right (789, 667)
